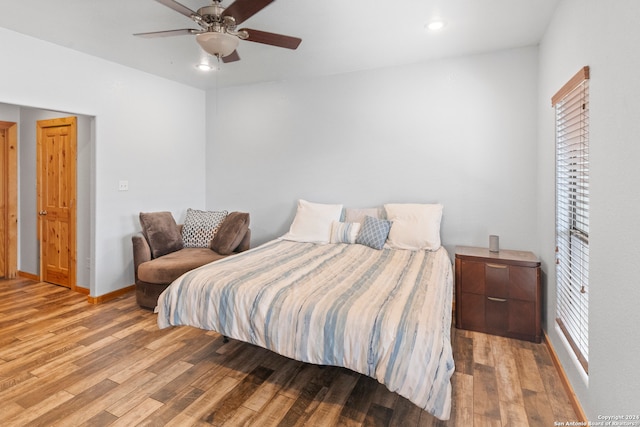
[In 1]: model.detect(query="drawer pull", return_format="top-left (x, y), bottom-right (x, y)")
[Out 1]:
top-left (486, 263), bottom-right (507, 269)
top-left (487, 297), bottom-right (507, 302)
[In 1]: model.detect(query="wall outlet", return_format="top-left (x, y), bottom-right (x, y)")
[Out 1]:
top-left (118, 180), bottom-right (129, 191)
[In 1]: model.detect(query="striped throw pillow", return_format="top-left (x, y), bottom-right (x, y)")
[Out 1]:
top-left (329, 221), bottom-right (361, 244)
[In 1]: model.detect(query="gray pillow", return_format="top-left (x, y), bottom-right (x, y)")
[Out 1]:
top-left (356, 215), bottom-right (392, 250)
top-left (139, 211), bottom-right (183, 258)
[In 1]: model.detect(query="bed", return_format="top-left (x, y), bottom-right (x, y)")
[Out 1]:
top-left (156, 201), bottom-right (455, 420)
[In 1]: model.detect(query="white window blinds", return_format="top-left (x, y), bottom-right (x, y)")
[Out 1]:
top-left (553, 66), bottom-right (590, 374)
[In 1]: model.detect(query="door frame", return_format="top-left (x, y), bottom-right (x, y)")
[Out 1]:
top-left (37, 117), bottom-right (77, 290)
top-left (0, 121), bottom-right (18, 279)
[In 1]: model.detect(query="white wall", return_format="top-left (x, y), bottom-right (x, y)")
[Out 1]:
top-left (0, 28), bottom-right (207, 297)
top-left (0, 104), bottom-right (20, 122)
top-left (538, 0), bottom-right (640, 418)
top-left (206, 46), bottom-right (540, 254)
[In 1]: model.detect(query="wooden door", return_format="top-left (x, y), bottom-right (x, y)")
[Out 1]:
top-left (37, 117), bottom-right (77, 289)
top-left (1, 126), bottom-right (6, 277)
top-left (0, 121), bottom-right (18, 279)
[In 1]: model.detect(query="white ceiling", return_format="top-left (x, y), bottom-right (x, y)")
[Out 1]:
top-left (0, 0), bottom-right (560, 90)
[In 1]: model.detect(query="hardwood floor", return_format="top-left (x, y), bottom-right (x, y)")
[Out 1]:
top-left (0, 278), bottom-right (577, 426)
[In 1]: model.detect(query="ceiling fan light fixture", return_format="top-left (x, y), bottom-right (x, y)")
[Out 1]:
top-left (196, 32), bottom-right (239, 58)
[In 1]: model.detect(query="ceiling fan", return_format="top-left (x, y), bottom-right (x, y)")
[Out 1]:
top-left (134, 0), bottom-right (302, 63)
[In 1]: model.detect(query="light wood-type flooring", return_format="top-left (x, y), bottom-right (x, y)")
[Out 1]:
top-left (0, 278), bottom-right (577, 426)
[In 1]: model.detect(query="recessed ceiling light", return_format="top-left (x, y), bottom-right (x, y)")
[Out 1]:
top-left (426, 20), bottom-right (446, 31)
top-left (195, 63), bottom-right (215, 71)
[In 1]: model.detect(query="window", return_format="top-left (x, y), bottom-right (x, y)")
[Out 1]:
top-left (552, 66), bottom-right (590, 374)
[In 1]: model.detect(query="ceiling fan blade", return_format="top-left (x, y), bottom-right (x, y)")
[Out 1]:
top-left (240, 28), bottom-right (302, 49)
top-left (134, 28), bottom-right (201, 38)
top-left (222, 0), bottom-right (274, 25)
top-left (154, 0), bottom-right (198, 18)
top-left (222, 50), bottom-right (241, 63)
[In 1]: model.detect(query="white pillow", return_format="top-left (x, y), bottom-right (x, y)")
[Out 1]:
top-left (384, 203), bottom-right (443, 250)
top-left (283, 199), bottom-right (344, 244)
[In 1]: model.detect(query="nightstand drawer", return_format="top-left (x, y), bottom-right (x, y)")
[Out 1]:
top-left (455, 246), bottom-right (541, 343)
top-left (485, 262), bottom-right (509, 297)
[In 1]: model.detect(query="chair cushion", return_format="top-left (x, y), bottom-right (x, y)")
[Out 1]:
top-left (137, 248), bottom-right (226, 284)
top-left (211, 212), bottom-right (250, 255)
top-left (139, 211), bottom-right (183, 258)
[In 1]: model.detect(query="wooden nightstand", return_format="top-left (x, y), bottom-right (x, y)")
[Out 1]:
top-left (455, 246), bottom-right (541, 343)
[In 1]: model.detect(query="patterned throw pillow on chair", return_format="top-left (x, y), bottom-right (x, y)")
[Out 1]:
top-left (181, 208), bottom-right (228, 248)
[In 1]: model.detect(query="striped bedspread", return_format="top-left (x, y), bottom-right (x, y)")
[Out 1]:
top-left (156, 239), bottom-right (455, 420)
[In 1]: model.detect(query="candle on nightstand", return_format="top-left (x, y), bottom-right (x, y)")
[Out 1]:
top-left (489, 235), bottom-right (499, 252)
